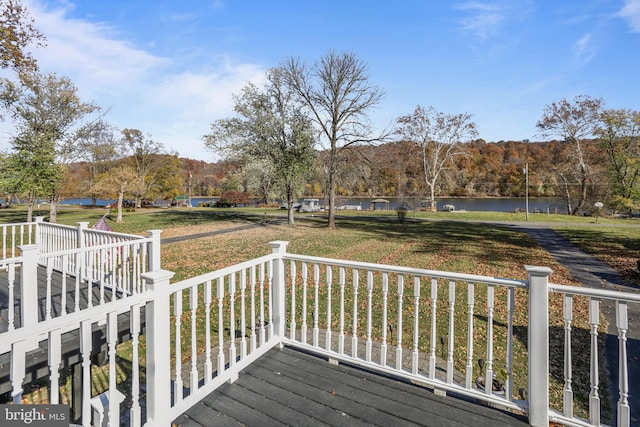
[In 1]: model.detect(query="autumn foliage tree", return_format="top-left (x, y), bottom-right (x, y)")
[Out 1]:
top-left (0, 0), bottom-right (45, 73)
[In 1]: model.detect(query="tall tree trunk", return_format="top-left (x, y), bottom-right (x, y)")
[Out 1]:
top-left (328, 166), bottom-right (336, 229)
top-left (117, 191), bottom-right (124, 222)
top-left (49, 199), bottom-right (57, 223)
top-left (286, 185), bottom-right (295, 227)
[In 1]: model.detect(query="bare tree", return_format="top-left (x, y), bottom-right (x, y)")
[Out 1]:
top-left (282, 51), bottom-right (385, 228)
top-left (536, 95), bottom-right (604, 215)
top-left (397, 105), bottom-right (477, 211)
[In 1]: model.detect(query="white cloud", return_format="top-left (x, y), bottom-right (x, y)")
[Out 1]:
top-left (13, 0), bottom-right (266, 160)
top-left (574, 33), bottom-right (596, 65)
top-left (454, 1), bottom-right (533, 40)
top-left (618, 0), bottom-right (640, 32)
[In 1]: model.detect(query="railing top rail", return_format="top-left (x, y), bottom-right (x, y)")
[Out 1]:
top-left (0, 255), bottom-right (22, 266)
top-left (0, 222), bottom-right (34, 228)
top-left (0, 289), bottom-right (153, 350)
top-left (284, 253), bottom-right (527, 288)
top-left (550, 282), bottom-right (640, 303)
top-left (38, 222), bottom-right (76, 231)
top-left (82, 227), bottom-right (147, 240)
top-left (39, 236), bottom-right (154, 259)
top-left (170, 253), bottom-right (280, 292)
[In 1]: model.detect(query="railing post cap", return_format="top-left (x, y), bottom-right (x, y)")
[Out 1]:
top-left (148, 229), bottom-right (163, 236)
top-left (77, 222), bottom-right (89, 228)
top-left (524, 265), bottom-right (553, 276)
top-left (269, 241), bottom-right (289, 253)
top-left (34, 216), bottom-right (45, 223)
top-left (141, 269), bottom-right (175, 284)
top-left (18, 244), bottom-right (40, 253)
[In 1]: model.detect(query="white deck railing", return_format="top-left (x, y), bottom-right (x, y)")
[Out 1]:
top-left (0, 238), bottom-right (637, 427)
top-left (0, 218), bottom-right (159, 331)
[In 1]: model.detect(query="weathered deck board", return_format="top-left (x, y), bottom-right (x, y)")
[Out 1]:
top-left (173, 346), bottom-right (529, 427)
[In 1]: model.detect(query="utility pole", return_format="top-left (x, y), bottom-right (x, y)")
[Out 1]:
top-left (525, 162), bottom-right (529, 221)
top-left (188, 172), bottom-right (192, 212)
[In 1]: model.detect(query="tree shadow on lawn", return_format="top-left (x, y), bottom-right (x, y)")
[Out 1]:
top-left (475, 314), bottom-right (615, 424)
top-left (325, 216), bottom-right (539, 269)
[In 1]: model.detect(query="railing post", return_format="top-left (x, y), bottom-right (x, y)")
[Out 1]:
top-left (526, 265), bottom-right (552, 427)
top-left (34, 216), bottom-right (45, 245)
top-left (269, 241), bottom-right (289, 345)
top-left (143, 268), bottom-right (175, 427)
top-left (19, 244), bottom-right (40, 328)
top-left (77, 222), bottom-right (89, 248)
top-left (147, 230), bottom-right (163, 271)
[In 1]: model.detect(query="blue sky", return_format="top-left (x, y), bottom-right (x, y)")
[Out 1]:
top-left (1, 0), bottom-right (639, 161)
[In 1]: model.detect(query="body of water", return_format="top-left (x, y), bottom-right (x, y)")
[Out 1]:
top-left (336, 197), bottom-right (566, 213)
top-left (56, 196), bottom-right (566, 213)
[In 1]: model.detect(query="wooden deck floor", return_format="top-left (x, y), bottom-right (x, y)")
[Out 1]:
top-left (173, 346), bottom-right (529, 427)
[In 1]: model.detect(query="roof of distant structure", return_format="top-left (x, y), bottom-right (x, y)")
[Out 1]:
top-left (92, 214), bottom-right (112, 232)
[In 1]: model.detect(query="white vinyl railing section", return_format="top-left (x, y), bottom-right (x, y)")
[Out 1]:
top-left (1, 238), bottom-right (638, 427)
top-left (0, 219), bottom-right (158, 331)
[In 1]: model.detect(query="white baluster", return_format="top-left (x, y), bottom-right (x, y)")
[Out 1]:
top-left (396, 274), bottom-right (404, 370)
top-left (239, 270), bottom-right (247, 359)
top-left (174, 290), bottom-right (183, 402)
top-left (204, 280), bottom-right (213, 382)
top-left (217, 277), bottom-right (226, 374)
top-left (616, 301), bottom-right (630, 426)
top-left (8, 264), bottom-right (15, 330)
top-left (130, 304), bottom-right (141, 427)
top-left (339, 267), bottom-right (346, 355)
top-left (589, 298), bottom-right (601, 425)
top-left (289, 262), bottom-right (297, 341)
top-left (325, 266), bottom-right (333, 352)
top-left (301, 262), bottom-right (308, 344)
top-left (267, 260), bottom-right (274, 340)
top-left (46, 258), bottom-right (53, 320)
top-left (465, 283), bottom-right (475, 388)
top-left (250, 265), bottom-right (257, 352)
top-left (412, 276), bottom-right (421, 375)
top-left (107, 311), bottom-right (118, 426)
top-left (563, 294), bottom-right (574, 417)
top-left (11, 340), bottom-right (26, 404)
top-left (506, 286), bottom-right (515, 401)
top-left (313, 264), bottom-right (320, 347)
top-left (229, 274), bottom-right (237, 370)
top-left (259, 263), bottom-right (265, 347)
top-left (366, 271), bottom-right (374, 362)
top-left (190, 285), bottom-right (199, 390)
top-left (48, 329), bottom-right (61, 403)
top-left (60, 254), bottom-right (68, 315)
top-left (485, 285), bottom-right (494, 394)
top-left (447, 280), bottom-right (456, 384)
top-left (80, 321), bottom-right (92, 426)
top-left (352, 269), bottom-right (360, 359)
top-left (429, 278), bottom-right (438, 379)
top-left (381, 272), bottom-right (389, 366)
